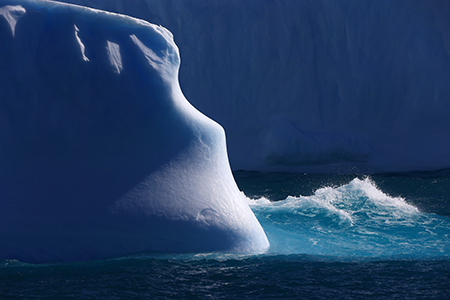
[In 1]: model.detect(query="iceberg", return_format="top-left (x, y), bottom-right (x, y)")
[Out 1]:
top-left (57, 0), bottom-right (450, 173)
top-left (0, 0), bottom-right (269, 262)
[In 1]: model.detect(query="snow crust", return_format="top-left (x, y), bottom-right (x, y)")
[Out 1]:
top-left (57, 0), bottom-right (450, 173)
top-left (0, 0), bottom-right (268, 262)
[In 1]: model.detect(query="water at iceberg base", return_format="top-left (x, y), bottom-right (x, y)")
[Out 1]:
top-left (250, 177), bottom-right (450, 259)
top-left (2, 172), bottom-right (449, 299)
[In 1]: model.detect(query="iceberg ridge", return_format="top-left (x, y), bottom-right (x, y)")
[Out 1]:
top-left (0, 0), bottom-right (268, 262)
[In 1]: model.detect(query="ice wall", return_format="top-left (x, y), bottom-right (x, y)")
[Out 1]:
top-left (57, 0), bottom-right (450, 173)
top-left (0, 0), bottom-right (268, 262)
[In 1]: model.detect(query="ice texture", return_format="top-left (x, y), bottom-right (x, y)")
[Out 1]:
top-left (0, 4), bottom-right (25, 36)
top-left (57, 0), bottom-right (450, 173)
top-left (0, 0), bottom-right (269, 262)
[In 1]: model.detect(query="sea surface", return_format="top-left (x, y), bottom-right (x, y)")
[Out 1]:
top-left (1, 170), bottom-right (450, 299)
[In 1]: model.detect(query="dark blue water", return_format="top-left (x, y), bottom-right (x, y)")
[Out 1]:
top-left (1, 171), bottom-right (450, 299)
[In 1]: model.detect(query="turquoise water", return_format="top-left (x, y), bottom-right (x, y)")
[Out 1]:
top-left (1, 171), bottom-right (450, 299)
top-left (249, 176), bottom-right (450, 258)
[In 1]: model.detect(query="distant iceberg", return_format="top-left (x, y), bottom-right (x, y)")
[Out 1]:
top-left (0, 0), bottom-right (269, 262)
top-left (58, 0), bottom-right (450, 173)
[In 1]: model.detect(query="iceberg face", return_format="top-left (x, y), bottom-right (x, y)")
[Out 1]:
top-left (57, 0), bottom-right (450, 173)
top-left (0, 0), bottom-right (268, 262)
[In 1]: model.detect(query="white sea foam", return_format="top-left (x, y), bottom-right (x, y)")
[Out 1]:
top-left (247, 178), bottom-right (450, 258)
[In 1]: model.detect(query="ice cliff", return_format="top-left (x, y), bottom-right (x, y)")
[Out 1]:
top-left (0, 0), bottom-right (269, 262)
top-left (57, 0), bottom-right (450, 173)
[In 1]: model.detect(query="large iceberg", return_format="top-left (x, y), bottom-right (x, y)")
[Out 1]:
top-left (0, 0), bottom-right (269, 262)
top-left (57, 0), bottom-right (450, 173)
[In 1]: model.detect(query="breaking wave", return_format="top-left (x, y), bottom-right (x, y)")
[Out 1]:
top-left (248, 178), bottom-right (450, 258)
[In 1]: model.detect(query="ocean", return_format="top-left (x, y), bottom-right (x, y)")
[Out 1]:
top-left (1, 170), bottom-right (450, 299)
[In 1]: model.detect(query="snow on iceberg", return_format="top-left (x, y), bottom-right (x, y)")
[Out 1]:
top-left (57, 0), bottom-right (450, 173)
top-left (0, 0), bottom-right (269, 262)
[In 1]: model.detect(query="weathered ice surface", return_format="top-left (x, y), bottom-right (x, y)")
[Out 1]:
top-left (58, 0), bottom-right (450, 173)
top-left (0, 0), bottom-right (269, 262)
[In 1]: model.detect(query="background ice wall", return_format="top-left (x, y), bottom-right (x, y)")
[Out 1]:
top-left (53, 0), bottom-right (450, 172)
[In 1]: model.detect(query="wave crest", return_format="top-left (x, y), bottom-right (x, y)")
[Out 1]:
top-left (247, 178), bottom-right (450, 258)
